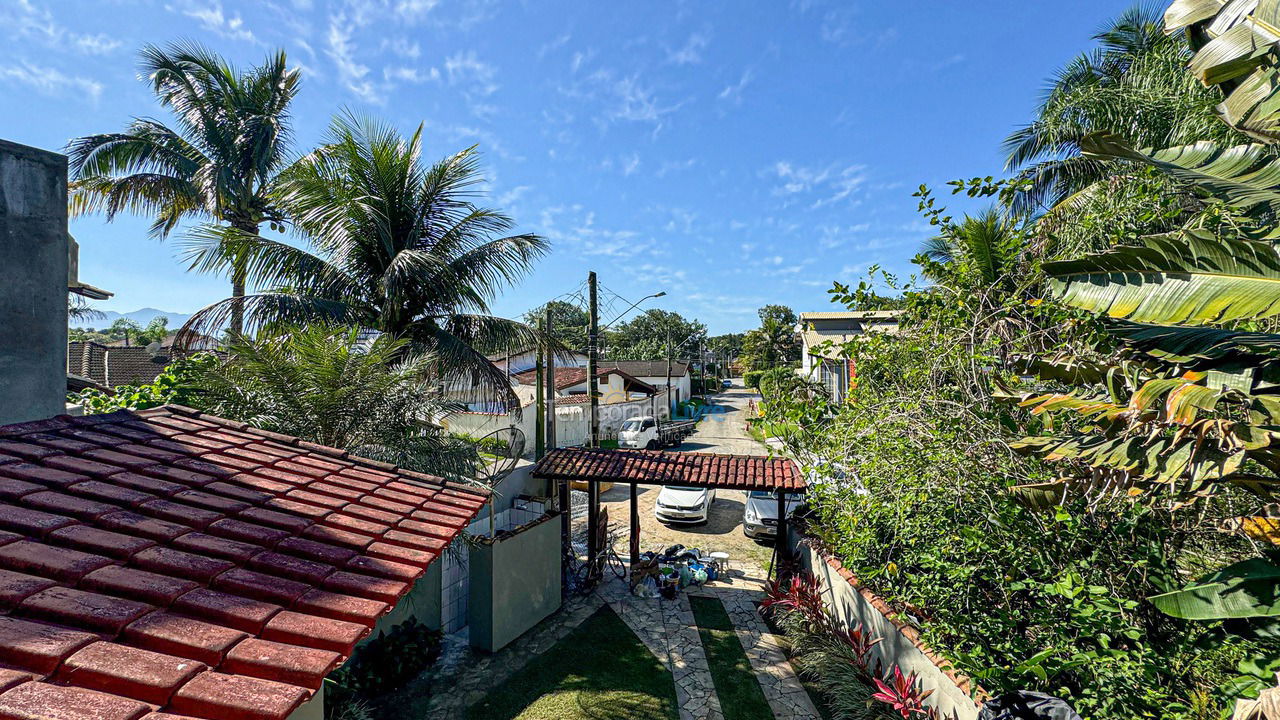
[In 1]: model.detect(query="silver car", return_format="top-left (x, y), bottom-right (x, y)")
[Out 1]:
top-left (742, 490), bottom-right (803, 539)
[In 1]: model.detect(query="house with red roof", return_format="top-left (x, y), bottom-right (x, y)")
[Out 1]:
top-left (0, 138), bottom-right (545, 720)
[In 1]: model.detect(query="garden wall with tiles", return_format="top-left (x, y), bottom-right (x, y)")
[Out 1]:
top-left (792, 535), bottom-right (984, 720)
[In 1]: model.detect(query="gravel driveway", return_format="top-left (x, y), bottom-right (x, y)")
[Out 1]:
top-left (598, 382), bottom-right (780, 569)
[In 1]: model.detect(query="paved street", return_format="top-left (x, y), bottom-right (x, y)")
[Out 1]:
top-left (599, 382), bottom-right (780, 569)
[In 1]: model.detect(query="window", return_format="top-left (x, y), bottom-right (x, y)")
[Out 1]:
top-left (642, 419), bottom-right (655, 429)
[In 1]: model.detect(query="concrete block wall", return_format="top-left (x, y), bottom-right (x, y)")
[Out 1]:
top-left (467, 512), bottom-right (561, 652)
top-left (0, 140), bottom-right (69, 425)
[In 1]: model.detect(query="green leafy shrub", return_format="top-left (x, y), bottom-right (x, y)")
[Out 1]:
top-left (70, 352), bottom-right (218, 414)
top-left (743, 370), bottom-right (764, 389)
top-left (767, 285), bottom-right (1261, 719)
top-left (325, 617), bottom-right (442, 718)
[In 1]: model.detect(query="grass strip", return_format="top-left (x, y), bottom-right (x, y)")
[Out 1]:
top-left (688, 595), bottom-right (774, 720)
top-left (465, 605), bottom-right (678, 720)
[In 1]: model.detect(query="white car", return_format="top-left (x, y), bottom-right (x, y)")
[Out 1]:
top-left (655, 485), bottom-right (716, 524)
top-left (743, 490), bottom-right (803, 539)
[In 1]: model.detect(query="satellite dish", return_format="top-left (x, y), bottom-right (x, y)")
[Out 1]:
top-left (473, 427), bottom-right (526, 488)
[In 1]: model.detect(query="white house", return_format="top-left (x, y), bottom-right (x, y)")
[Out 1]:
top-left (596, 360), bottom-right (692, 410)
top-left (488, 346), bottom-right (588, 375)
top-left (797, 310), bottom-right (902, 402)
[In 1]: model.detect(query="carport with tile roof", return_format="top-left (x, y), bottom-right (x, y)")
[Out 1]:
top-left (0, 404), bottom-right (488, 720)
top-left (531, 447), bottom-right (803, 578)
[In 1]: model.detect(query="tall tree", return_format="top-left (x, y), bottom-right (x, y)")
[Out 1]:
top-left (66, 42), bottom-right (300, 335)
top-left (1002, 4), bottom-right (1251, 213)
top-left (182, 113), bottom-right (549, 407)
top-left (605, 309), bottom-right (705, 361)
top-left (522, 300), bottom-right (589, 353)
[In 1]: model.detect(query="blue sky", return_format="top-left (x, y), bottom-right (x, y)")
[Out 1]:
top-left (1, 0), bottom-right (1125, 333)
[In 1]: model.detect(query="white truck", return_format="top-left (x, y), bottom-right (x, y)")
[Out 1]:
top-left (617, 416), bottom-right (698, 449)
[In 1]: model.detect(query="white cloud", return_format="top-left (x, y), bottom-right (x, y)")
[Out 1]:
top-left (498, 185), bottom-right (532, 207)
top-left (656, 158), bottom-right (697, 178)
top-left (770, 161), bottom-right (868, 209)
top-left (383, 37), bottom-right (422, 59)
top-left (622, 153), bottom-right (641, 177)
top-left (326, 14), bottom-right (381, 103)
top-left (170, 0), bottom-right (257, 43)
top-left (444, 51), bottom-right (498, 95)
top-left (717, 70), bottom-right (753, 105)
top-left (383, 66), bottom-right (438, 84)
top-left (538, 33), bottom-right (572, 59)
top-left (667, 33), bottom-right (708, 65)
top-left (395, 0), bottom-right (441, 22)
top-left (5, 0), bottom-right (123, 55)
top-left (0, 61), bottom-right (102, 103)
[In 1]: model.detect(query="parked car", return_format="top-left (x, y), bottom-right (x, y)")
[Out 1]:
top-left (743, 490), bottom-right (803, 539)
top-left (655, 485), bottom-right (717, 524)
top-left (721, 378), bottom-right (732, 388)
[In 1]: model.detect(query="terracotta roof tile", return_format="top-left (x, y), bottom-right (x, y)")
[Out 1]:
top-left (0, 669), bottom-right (33, 695)
top-left (0, 616), bottom-right (97, 675)
top-left (168, 671), bottom-right (308, 720)
top-left (0, 680), bottom-right (150, 720)
top-left (531, 447), bottom-right (805, 492)
top-left (260, 611), bottom-right (367, 654)
top-left (79, 566), bottom-right (199, 607)
top-left (56, 641), bottom-right (206, 705)
top-left (0, 406), bottom-right (486, 720)
top-left (0, 569), bottom-right (58, 611)
top-left (171, 589), bottom-right (279, 635)
top-left (48, 525), bottom-right (156, 561)
top-left (18, 586), bottom-right (153, 637)
top-left (122, 612), bottom-right (247, 667)
top-left (222, 638), bottom-right (339, 690)
top-left (0, 542), bottom-right (114, 584)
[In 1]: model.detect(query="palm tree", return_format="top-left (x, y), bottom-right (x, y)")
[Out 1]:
top-left (190, 325), bottom-right (479, 479)
top-left (918, 208), bottom-right (1023, 294)
top-left (182, 113), bottom-right (550, 406)
top-left (1002, 4), bottom-right (1250, 213)
top-left (65, 42), bottom-right (299, 335)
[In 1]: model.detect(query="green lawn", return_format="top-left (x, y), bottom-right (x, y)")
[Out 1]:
top-left (466, 605), bottom-right (679, 720)
top-left (688, 596), bottom-right (774, 720)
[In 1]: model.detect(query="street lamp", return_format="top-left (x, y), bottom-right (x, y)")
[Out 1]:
top-left (603, 290), bottom-right (666, 330)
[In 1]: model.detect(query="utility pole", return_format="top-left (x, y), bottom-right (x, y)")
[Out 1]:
top-left (544, 305), bottom-right (557, 450)
top-left (665, 331), bottom-right (673, 418)
top-left (534, 330), bottom-right (545, 459)
top-left (586, 271), bottom-right (601, 576)
top-left (588, 271), bottom-right (600, 448)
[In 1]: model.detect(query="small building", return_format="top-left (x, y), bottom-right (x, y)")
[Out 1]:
top-left (488, 346), bottom-right (588, 375)
top-left (512, 366), bottom-right (657, 405)
top-left (596, 360), bottom-right (692, 411)
top-left (797, 310), bottom-right (902, 402)
top-left (0, 404), bottom-right (489, 720)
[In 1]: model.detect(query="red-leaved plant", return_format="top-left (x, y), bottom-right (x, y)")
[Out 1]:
top-left (762, 571), bottom-right (945, 720)
top-left (872, 666), bottom-right (936, 719)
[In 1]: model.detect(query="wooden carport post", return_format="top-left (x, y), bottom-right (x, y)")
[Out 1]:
top-left (629, 481), bottom-right (639, 571)
top-left (776, 491), bottom-right (790, 569)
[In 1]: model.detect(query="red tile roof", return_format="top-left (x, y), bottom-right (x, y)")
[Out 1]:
top-left (531, 447), bottom-right (805, 492)
top-left (511, 367), bottom-right (658, 394)
top-left (0, 405), bottom-right (487, 720)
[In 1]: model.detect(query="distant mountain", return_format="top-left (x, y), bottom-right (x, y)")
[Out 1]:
top-left (70, 308), bottom-right (193, 330)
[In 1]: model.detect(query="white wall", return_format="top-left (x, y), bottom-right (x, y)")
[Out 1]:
top-left (442, 390), bottom-right (671, 450)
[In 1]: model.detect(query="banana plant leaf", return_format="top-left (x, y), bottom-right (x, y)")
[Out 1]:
top-left (1042, 229), bottom-right (1280, 324)
top-left (1079, 134), bottom-right (1280, 219)
top-left (1165, 0), bottom-right (1280, 142)
top-left (1106, 319), bottom-right (1280, 363)
top-left (1148, 557), bottom-right (1280, 620)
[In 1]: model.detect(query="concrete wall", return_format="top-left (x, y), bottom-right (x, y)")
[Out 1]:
top-left (0, 139), bottom-right (68, 425)
top-left (467, 513), bottom-right (562, 652)
top-left (443, 389), bottom-right (672, 450)
top-left (791, 538), bottom-right (982, 720)
top-left (369, 560), bottom-right (444, 636)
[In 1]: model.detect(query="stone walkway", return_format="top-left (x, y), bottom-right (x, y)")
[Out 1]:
top-left (413, 560), bottom-right (820, 720)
